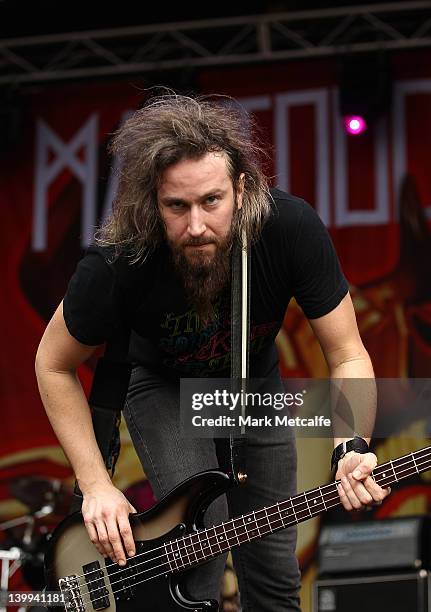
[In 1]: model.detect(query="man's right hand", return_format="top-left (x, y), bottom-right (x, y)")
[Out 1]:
top-left (81, 482), bottom-right (137, 566)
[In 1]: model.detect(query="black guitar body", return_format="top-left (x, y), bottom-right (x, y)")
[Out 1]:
top-left (44, 470), bottom-right (232, 612)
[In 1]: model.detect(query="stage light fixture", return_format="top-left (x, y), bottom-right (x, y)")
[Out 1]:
top-left (344, 115), bottom-right (367, 136)
top-left (339, 53), bottom-right (392, 136)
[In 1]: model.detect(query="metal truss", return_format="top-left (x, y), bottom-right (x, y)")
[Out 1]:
top-left (1, 1), bottom-right (431, 85)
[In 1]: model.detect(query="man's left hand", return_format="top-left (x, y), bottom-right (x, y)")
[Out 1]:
top-left (335, 451), bottom-right (391, 511)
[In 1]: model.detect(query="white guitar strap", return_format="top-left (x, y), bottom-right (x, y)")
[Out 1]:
top-left (229, 230), bottom-right (250, 484)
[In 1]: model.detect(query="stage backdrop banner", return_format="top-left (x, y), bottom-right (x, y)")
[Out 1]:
top-left (1, 50), bottom-right (431, 611)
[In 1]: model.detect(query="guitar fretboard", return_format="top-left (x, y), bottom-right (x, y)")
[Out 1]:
top-left (162, 446), bottom-right (431, 573)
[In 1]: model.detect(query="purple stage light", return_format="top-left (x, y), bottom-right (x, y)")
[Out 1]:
top-left (344, 115), bottom-right (367, 135)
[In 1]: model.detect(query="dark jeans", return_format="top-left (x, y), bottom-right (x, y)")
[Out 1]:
top-left (124, 366), bottom-right (301, 611)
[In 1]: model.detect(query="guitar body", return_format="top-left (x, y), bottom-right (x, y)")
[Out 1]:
top-left (45, 470), bottom-right (232, 612)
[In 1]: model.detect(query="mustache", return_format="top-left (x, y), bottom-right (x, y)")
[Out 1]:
top-left (181, 237), bottom-right (217, 247)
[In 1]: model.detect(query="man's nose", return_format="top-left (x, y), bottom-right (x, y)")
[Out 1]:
top-left (187, 206), bottom-right (206, 237)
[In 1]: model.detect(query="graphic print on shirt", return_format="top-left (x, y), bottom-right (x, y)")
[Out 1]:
top-left (159, 295), bottom-right (279, 376)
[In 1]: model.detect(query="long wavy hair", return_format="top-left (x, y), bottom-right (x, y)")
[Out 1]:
top-left (95, 93), bottom-right (272, 262)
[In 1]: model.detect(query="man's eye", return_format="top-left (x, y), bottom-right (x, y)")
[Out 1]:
top-left (206, 195), bottom-right (219, 205)
top-left (170, 202), bottom-right (185, 210)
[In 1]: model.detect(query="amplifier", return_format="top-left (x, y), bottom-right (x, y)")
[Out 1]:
top-left (313, 570), bottom-right (430, 612)
top-left (318, 516), bottom-right (431, 575)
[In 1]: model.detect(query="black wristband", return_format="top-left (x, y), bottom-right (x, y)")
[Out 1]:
top-left (331, 436), bottom-right (369, 471)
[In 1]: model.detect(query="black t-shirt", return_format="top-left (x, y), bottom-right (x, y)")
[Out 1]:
top-left (63, 188), bottom-right (348, 378)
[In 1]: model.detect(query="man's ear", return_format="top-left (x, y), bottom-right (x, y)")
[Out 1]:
top-left (236, 173), bottom-right (245, 209)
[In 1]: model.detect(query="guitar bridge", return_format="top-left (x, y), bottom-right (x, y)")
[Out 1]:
top-left (59, 575), bottom-right (84, 612)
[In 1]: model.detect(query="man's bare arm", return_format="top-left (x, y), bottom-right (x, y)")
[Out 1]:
top-left (308, 293), bottom-right (390, 511)
top-left (309, 293), bottom-right (376, 445)
top-left (35, 302), bottom-right (136, 565)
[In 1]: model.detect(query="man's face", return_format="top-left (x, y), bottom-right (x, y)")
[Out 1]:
top-left (157, 151), bottom-right (243, 267)
top-left (157, 151), bottom-right (244, 320)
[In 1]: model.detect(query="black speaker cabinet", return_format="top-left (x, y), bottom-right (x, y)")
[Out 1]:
top-left (313, 570), bottom-right (430, 612)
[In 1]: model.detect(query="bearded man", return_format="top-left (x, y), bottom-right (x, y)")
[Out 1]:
top-left (35, 94), bottom-right (389, 612)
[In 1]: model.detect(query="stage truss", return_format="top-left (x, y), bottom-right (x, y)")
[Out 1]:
top-left (1, 1), bottom-right (431, 84)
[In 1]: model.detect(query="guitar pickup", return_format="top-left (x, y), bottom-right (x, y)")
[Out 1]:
top-left (83, 561), bottom-right (110, 610)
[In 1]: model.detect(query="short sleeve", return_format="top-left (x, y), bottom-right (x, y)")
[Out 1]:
top-left (291, 201), bottom-right (348, 319)
top-left (63, 248), bottom-right (119, 345)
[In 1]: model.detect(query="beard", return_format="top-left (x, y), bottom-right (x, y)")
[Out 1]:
top-left (169, 228), bottom-right (235, 323)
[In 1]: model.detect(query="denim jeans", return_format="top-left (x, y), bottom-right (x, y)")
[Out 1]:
top-left (124, 366), bottom-right (301, 611)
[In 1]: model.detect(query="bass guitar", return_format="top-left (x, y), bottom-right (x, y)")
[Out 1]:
top-left (45, 445), bottom-right (431, 612)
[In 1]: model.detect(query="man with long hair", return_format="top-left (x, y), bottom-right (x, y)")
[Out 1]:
top-left (35, 94), bottom-right (389, 611)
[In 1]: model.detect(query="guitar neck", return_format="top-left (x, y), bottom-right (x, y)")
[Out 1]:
top-left (164, 446), bottom-right (431, 572)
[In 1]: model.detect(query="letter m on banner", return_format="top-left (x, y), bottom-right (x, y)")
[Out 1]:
top-left (32, 115), bottom-right (98, 251)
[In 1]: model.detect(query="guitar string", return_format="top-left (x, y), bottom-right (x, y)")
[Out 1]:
top-left (76, 448), bottom-right (431, 588)
top-left (76, 478), bottom-right (344, 594)
top-left (70, 494), bottom-right (378, 608)
top-left (373, 448), bottom-right (431, 476)
top-left (74, 449), bottom-right (431, 603)
top-left (76, 461), bottom-right (431, 610)
top-left (70, 476), bottom-right (343, 585)
top-left (75, 492), bottom-right (344, 606)
top-left (73, 455), bottom-right (431, 606)
top-left (72, 450), bottom-right (431, 597)
top-left (76, 452), bottom-right (431, 607)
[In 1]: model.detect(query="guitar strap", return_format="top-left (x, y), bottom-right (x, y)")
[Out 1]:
top-left (229, 233), bottom-right (250, 485)
top-left (70, 325), bottom-right (132, 513)
top-left (88, 328), bottom-right (132, 472)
